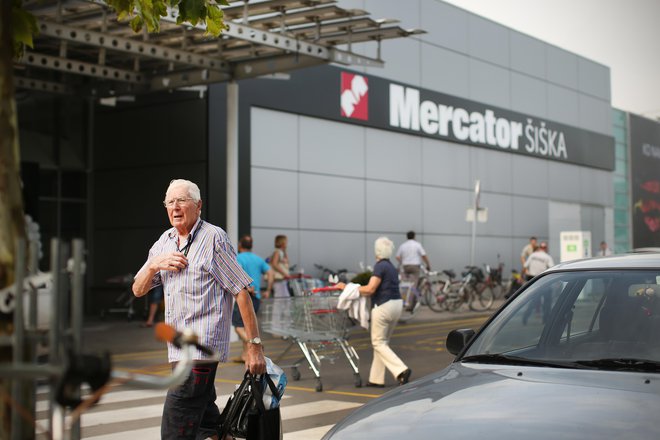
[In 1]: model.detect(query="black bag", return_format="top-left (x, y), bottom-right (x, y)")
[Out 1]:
top-left (218, 371), bottom-right (282, 440)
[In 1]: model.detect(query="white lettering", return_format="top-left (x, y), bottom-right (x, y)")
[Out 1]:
top-left (420, 100), bottom-right (439, 134)
top-left (389, 84), bottom-right (419, 130)
top-left (438, 105), bottom-right (453, 136)
top-left (510, 121), bottom-right (522, 150)
top-left (469, 112), bottom-right (485, 143)
top-left (485, 110), bottom-right (497, 145)
top-left (452, 108), bottom-right (469, 141)
top-left (496, 118), bottom-right (511, 148)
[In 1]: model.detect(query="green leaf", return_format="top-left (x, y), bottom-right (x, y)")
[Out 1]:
top-left (106, 0), bottom-right (135, 21)
top-left (178, 0), bottom-right (207, 26)
top-left (205, 4), bottom-right (227, 36)
top-left (129, 15), bottom-right (144, 33)
top-left (12, 6), bottom-right (39, 49)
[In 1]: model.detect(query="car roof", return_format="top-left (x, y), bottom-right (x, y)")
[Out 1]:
top-left (548, 252), bottom-right (660, 272)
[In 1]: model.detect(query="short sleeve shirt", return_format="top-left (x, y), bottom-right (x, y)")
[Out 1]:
top-left (396, 240), bottom-right (427, 266)
top-left (372, 259), bottom-right (401, 307)
top-left (139, 219), bottom-right (252, 362)
top-left (236, 251), bottom-right (270, 299)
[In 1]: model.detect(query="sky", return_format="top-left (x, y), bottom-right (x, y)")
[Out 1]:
top-left (441, 0), bottom-right (660, 120)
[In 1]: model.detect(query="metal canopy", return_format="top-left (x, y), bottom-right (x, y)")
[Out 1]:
top-left (16, 0), bottom-right (425, 97)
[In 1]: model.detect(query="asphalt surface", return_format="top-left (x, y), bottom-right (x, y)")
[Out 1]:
top-left (71, 300), bottom-right (504, 438)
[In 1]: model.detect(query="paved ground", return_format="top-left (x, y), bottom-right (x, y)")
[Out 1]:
top-left (35, 300), bottom-right (504, 439)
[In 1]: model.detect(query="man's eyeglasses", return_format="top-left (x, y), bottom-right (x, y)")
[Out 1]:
top-left (163, 197), bottom-right (195, 208)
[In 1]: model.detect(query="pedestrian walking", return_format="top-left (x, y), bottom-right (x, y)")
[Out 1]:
top-left (336, 236), bottom-right (412, 387)
top-left (132, 179), bottom-right (266, 439)
top-left (395, 231), bottom-right (431, 285)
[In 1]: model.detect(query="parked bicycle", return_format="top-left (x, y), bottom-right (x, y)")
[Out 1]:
top-left (314, 263), bottom-right (355, 284)
top-left (398, 266), bottom-right (450, 321)
top-left (442, 266), bottom-right (495, 312)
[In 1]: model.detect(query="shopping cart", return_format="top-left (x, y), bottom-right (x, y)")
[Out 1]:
top-left (260, 286), bottom-right (361, 392)
top-left (285, 273), bottom-right (325, 296)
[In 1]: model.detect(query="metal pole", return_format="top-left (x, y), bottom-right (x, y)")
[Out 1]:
top-left (226, 81), bottom-right (239, 245)
top-left (470, 180), bottom-right (480, 267)
top-left (49, 238), bottom-right (63, 437)
top-left (70, 239), bottom-right (84, 440)
top-left (10, 239), bottom-right (26, 440)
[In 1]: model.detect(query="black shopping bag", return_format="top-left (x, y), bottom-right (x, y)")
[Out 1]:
top-left (219, 371), bottom-right (283, 440)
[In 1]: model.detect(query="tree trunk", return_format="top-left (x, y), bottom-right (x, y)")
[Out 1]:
top-left (0, 1), bottom-right (28, 438)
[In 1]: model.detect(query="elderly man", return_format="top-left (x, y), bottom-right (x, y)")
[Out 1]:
top-left (132, 179), bottom-right (265, 439)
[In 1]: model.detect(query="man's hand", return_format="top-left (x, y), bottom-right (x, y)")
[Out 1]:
top-left (150, 252), bottom-right (188, 272)
top-left (245, 343), bottom-right (266, 375)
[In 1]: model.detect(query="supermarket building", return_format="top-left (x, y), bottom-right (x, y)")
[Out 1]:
top-left (16, 1), bottom-right (660, 311)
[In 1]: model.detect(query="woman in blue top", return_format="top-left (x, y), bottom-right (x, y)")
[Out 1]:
top-left (336, 237), bottom-right (411, 387)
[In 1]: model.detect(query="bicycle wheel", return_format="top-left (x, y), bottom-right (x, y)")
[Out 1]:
top-left (425, 281), bottom-right (447, 312)
top-left (444, 283), bottom-right (465, 312)
top-left (469, 282), bottom-right (494, 311)
top-left (490, 282), bottom-right (505, 299)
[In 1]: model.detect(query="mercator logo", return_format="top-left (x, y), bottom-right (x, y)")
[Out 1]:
top-left (340, 72), bottom-right (368, 120)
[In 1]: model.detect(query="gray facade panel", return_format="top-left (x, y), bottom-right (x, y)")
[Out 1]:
top-left (581, 205), bottom-right (605, 250)
top-left (366, 129), bottom-right (422, 184)
top-left (422, 139), bottom-right (471, 189)
top-left (546, 45), bottom-right (579, 90)
top-left (424, 234), bottom-right (471, 274)
top-left (300, 230), bottom-right (367, 277)
top-left (364, 0), bottom-right (421, 28)
top-left (422, 186), bottom-right (471, 235)
top-left (478, 192), bottom-right (513, 236)
top-left (579, 94), bottom-right (613, 135)
top-left (420, 44), bottom-right (470, 97)
top-left (469, 148), bottom-right (513, 194)
top-left (251, 107), bottom-right (298, 170)
top-left (511, 155), bottom-right (548, 198)
top-left (251, 168), bottom-right (298, 228)
top-left (367, 181), bottom-right (422, 232)
top-left (547, 161), bottom-right (581, 202)
top-left (510, 72), bottom-right (548, 119)
top-left (300, 115), bottom-right (365, 177)
top-left (511, 196), bottom-right (549, 239)
top-left (365, 37), bottom-right (421, 86)
top-left (546, 83), bottom-right (579, 126)
top-left (468, 15), bottom-right (510, 68)
top-left (469, 58), bottom-right (511, 109)
top-left (509, 32), bottom-right (547, 80)
top-left (420, 1), bottom-right (469, 53)
top-left (299, 174), bottom-right (365, 231)
top-left (579, 168), bottom-right (613, 206)
top-left (578, 58), bottom-right (611, 101)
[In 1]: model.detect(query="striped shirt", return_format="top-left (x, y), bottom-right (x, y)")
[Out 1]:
top-left (137, 218), bottom-right (252, 362)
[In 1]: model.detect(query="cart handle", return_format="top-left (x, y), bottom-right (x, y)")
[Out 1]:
top-left (310, 285), bottom-right (342, 293)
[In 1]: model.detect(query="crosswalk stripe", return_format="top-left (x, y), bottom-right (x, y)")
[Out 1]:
top-left (36, 389), bottom-right (166, 412)
top-left (283, 425), bottom-right (333, 440)
top-left (280, 400), bottom-right (360, 420)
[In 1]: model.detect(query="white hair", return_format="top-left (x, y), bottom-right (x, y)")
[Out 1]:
top-left (167, 179), bottom-right (201, 201)
top-left (374, 236), bottom-right (394, 260)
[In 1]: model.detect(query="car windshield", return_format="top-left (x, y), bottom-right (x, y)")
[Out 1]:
top-left (463, 270), bottom-right (660, 371)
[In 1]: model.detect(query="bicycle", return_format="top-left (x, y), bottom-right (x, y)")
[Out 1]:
top-left (398, 266), bottom-right (447, 321)
top-left (443, 266), bottom-right (495, 312)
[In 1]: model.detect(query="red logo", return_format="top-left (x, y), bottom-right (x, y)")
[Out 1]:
top-left (340, 72), bottom-right (368, 120)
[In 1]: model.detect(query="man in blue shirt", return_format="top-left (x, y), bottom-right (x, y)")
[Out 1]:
top-left (232, 234), bottom-right (274, 362)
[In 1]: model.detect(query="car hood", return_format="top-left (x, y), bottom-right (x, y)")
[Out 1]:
top-left (323, 362), bottom-right (660, 440)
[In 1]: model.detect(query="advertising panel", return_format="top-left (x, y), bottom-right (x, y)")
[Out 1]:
top-left (630, 114), bottom-right (660, 248)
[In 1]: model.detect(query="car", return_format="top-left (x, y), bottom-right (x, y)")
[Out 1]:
top-left (322, 253), bottom-right (660, 440)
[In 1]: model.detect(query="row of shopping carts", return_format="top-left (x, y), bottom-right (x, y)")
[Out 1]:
top-left (261, 275), bottom-right (361, 392)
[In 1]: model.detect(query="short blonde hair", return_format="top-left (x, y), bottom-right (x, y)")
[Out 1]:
top-left (374, 236), bottom-right (394, 259)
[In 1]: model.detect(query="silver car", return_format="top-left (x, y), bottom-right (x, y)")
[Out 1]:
top-left (323, 253), bottom-right (660, 439)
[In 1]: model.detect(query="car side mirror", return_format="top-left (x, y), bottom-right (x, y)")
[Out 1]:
top-left (446, 329), bottom-right (476, 355)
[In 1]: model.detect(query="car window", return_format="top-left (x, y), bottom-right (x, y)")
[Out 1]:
top-left (464, 270), bottom-right (660, 366)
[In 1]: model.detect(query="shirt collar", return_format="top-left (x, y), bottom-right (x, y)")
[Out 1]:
top-left (168, 217), bottom-right (203, 241)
